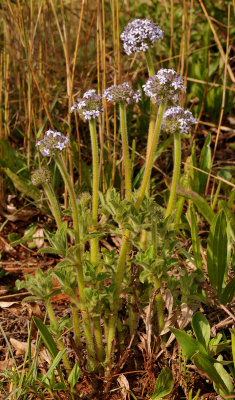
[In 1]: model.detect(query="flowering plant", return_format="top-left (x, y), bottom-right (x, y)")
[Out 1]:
top-left (120, 18), bottom-right (163, 55)
top-left (17, 18), bottom-right (203, 393)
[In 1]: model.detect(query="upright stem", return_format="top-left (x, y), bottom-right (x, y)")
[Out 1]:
top-left (55, 154), bottom-right (96, 369)
top-left (43, 182), bottom-right (62, 230)
top-left (144, 49), bottom-right (156, 199)
top-left (88, 120), bottom-right (105, 363)
top-left (55, 154), bottom-right (81, 249)
top-left (145, 49), bottom-right (155, 77)
top-left (152, 220), bottom-right (164, 334)
top-left (106, 102), bottom-right (165, 364)
top-left (165, 130), bottom-right (181, 218)
top-left (136, 102), bottom-right (166, 209)
top-left (119, 103), bottom-right (132, 201)
top-left (89, 119), bottom-right (99, 266)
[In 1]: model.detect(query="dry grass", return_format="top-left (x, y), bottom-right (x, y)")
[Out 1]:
top-left (0, 0), bottom-right (234, 199)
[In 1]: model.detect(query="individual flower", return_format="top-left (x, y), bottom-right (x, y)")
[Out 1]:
top-left (31, 168), bottom-right (52, 186)
top-left (121, 19), bottom-right (164, 55)
top-left (162, 106), bottom-right (197, 134)
top-left (103, 82), bottom-right (141, 104)
top-left (36, 129), bottom-right (69, 157)
top-left (143, 68), bottom-right (186, 103)
top-left (71, 89), bottom-right (104, 120)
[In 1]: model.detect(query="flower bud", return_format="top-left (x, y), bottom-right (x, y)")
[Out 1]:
top-left (32, 168), bottom-right (52, 186)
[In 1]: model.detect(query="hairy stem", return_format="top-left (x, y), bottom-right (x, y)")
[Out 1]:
top-left (55, 154), bottom-right (96, 369)
top-left (89, 119), bottom-right (99, 266)
top-left (166, 130), bottom-right (181, 218)
top-left (106, 102), bottom-right (165, 364)
top-left (119, 103), bottom-right (132, 201)
top-left (152, 220), bottom-right (164, 334)
top-left (136, 102), bottom-right (166, 209)
top-left (88, 120), bottom-right (105, 362)
top-left (43, 182), bottom-right (63, 230)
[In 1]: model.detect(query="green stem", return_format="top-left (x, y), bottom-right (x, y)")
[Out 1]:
top-left (144, 49), bottom-right (156, 197)
top-left (55, 154), bottom-right (96, 370)
top-left (128, 294), bottom-right (137, 336)
top-left (152, 220), bottom-right (164, 334)
top-left (88, 120), bottom-right (105, 363)
top-left (136, 102), bottom-right (166, 209)
top-left (47, 300), bottom-right (71, 372)
top-left (106, 102), bottom-right (166, 364)
top-left (166, 130), bottom-right (181, 218)
top-left (89, 119), bottom-right (99, 266)
top-left (119, 103), bottom-right (132, 201)
top-left (71, 306), bottom-right (81, 348)
top-left (93, 316), bottom-right (104, 362)
top-left (55, 154), bottom-right (81, 249)
top-left (43, 182), bottom-right (62, 230)
top-left (145, 49), bottom-right (155, 77)
top-left (106, 231), bottom-right (130, 363)
top-left (153, 275), bottom-right (164, 333)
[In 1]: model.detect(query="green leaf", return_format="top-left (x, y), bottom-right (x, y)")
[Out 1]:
top-left (189, 205), bottom-right (202, 270)
top-left (199, 133), bottom-right (211, 195)
top-left (213, 355), bottom-right (234, 397)
top-left (230, 329), bottom-right (235, 370)
top-left (192, 352), bottom-right (230, 395)
top-left (192, 312), bottom-right (210, 350)
top-left (150, 367), bottom-right (174, 400)
top-left (170, 327), bottom-right (206, 359)
top-left (33, 317), bottom-right (58, 358)
top-left (41, 350), bottom-right (67, 384)
top-left (9, 223), bottom-right (37, 247)
top-left (220, 277), bottom-right (235, 305)
top-left (68, 362), bottom-right (80, 389)
top-left (2, 167), bottom-right (41, 201)
top-left (207, 211), bottom-right (228, 296)
top-left (177, 185), bottom-right (215, 224)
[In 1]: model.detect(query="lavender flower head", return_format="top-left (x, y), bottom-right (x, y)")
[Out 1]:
top-left (162, 106), bottom-right (197, 134)
top-left (71, 89), bottom-right (104, 120)
top-left (32, 168), bottom-right (52, 186)
top-left (103, 82), bottom-right (141, 104)
top-left (143, 69), bottom-right (186, 103)
top-left (121, 19), bottom-right (164, 55)
top-left (36, 130), bottom-right (69, 157)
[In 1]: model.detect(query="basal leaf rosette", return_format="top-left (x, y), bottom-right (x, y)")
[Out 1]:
top-left (121, 19), bottom-right (164, 55)
top-left (143, 69), bottom-right (186, 104)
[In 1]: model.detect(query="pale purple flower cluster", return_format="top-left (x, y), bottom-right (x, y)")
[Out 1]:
top-left (32, 168), bottom-right (51, 186)
top-left (103, 82), bottom-right (141, 104)
top-left (36, 129), bottom-right (69, 157)
top-left (162, 106), bottom-right (197, 134)
top-left (71, 89), bottom-right (104, 120)
top-left (143, 69), bottom-right (186, 103)
top-left (121, 19), bottom-right (164, 55)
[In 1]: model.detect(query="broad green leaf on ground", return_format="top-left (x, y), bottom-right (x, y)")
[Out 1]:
top-left (170, 328), bottom-right (206, 359)
top-left (150, 367), bottom-right (174, 400)
top-left (192, 352), bottom-right (232, 397)
top-left (192, 312), bottom-right (210, 350)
